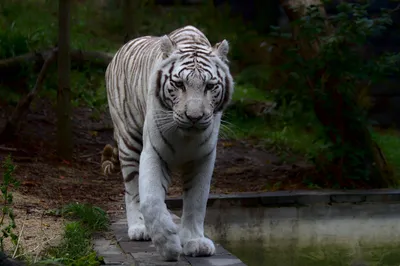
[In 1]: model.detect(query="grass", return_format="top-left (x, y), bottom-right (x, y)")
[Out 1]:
top-left (224, 82), bottom-right (400, 184)
top-left (61, 203), bottom-right (109, 232)
top-left (222, 83), bottom-right (323, 158)
top-left (372, 129), bottom-right (400, 180)
top-left (40, 222), bottom-right (100, 266)
top-left (36, 203), bottom-right (109, 266)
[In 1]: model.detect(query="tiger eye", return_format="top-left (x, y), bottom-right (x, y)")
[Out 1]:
top-left (205, 84), bottom-right (214, 90)
top-left (174, 81), bottom-right (184, 88)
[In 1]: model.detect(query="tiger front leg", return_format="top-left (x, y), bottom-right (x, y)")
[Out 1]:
top-left (179, 150), bottom-right (216, 257)
top-left (139, 146), bottom-right (182, 261)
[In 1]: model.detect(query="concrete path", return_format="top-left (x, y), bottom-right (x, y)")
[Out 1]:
top-left (93, 214), bottom-right (246, 266)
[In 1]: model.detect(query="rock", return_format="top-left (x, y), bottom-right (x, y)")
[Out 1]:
top-left (0, 251), bottom-right (26, 266)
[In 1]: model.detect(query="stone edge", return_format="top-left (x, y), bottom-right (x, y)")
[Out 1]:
top-left (94, 214), bottom-right (247, 266)
top-left (165, 189), bottom-right (400, 209)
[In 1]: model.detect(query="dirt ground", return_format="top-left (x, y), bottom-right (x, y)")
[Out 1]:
top-left (0, 99), bottom-right (314, 258)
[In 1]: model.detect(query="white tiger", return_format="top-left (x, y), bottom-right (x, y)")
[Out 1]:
top-left (101, 25), bottom-right (234, 261)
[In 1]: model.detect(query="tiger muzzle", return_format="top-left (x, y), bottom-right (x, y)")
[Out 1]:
top-left (185, 99), bottom-right (206, 125)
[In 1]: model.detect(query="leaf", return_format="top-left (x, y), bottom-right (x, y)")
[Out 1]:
top-left (221, 141), bottom-right (233, 147)
top-left (89, 131), bottom-right (98, 137)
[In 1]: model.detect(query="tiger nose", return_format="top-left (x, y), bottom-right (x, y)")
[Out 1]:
top-left (185, 111), bottom-right (204, 123)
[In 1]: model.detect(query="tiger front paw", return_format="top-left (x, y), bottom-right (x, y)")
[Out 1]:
top-left (128, 223), bottom-right (150, 241)
top-left (151, 220), bottom-right (182, 261)
top-left (182, 237), bottom-right (215, 257)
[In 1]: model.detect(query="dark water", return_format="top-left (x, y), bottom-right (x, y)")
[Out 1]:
top-left (222, 241), bottom-right (400, 266)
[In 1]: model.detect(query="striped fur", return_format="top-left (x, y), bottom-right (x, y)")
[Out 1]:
top-left (102, 25), bottom-right (233, 261)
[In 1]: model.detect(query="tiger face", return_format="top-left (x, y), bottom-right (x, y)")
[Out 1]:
top-left (154, 35), bottom-right (233, 133)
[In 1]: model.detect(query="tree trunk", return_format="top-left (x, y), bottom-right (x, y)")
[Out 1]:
top-left (57, 0), bottom-right (73, 160)
top-left (279, 0), bottom-right (395, 188)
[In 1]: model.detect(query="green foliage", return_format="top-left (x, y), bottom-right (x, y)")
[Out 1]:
top-left (0, 24), bottom-right (30, 59)
top-left (61, 203), bottom-right (109, 232)
top-left (223, 111), bottom-right (320, 157)
top-left (0, 19), bottom-right (37, 105)
top-left (39, 203), bottom-right (108, 266)
top-left (39, 64), bottom-right (108, 111)
top-left (2, 0), bottom-right (400, 187)
top-left (231, 84), bottom-right (269, 102)
top-left (267, 2), bottom-right (400, 186)
top-left (372, 129), bottom-right (400, 181)
top-left (0, 155), bottom-right (19, 252)
top-left (0, 0), bottom-right (263, 108)
top-left (0, 0), bottom-right (115, 109)
top-left (42, 222), bottom-right (103, 266)
top-left (234, 65), bottom-right (272, 92)
top-left (225, 241), bottom-right (400, 266)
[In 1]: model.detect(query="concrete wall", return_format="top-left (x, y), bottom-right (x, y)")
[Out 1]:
top-left (200, 203), bottom-right (400, 247)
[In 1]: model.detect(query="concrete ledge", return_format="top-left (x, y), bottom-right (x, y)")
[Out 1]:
top-left (166, 189), bottom-right (400, 209)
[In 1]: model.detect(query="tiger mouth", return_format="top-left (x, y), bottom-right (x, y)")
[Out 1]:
top-left (178, 125), bottom-right (207, 133)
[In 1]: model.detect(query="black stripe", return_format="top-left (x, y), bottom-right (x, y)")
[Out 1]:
top-left (155, 70), bottom-right (162, 99)
top-left (156, 70), bottom-right (173, 110)
top-left (119, 148), bottom-right (131, 157)
top-left (200, 128), bottom-right (213, 147)
top-left (148, 130), bottom-right (169, 169)
top-left (162, 166), bottom-right (171, 185)
top-left (219, 75), bottom-right (232, 112)
top-left (121, 163), bottom-right (139, 169)
top-left (178, 67), bottom-right (190, 77)
top-left (155, 119), bottom-right (176, 154)
top-left (161, 182), bottom-right (168, 194)
top-left (126, 102), bottom-right (142, 134)
top-left (119, 154), bottom-right (140, 163)
top-left (132, 193), bottom-right (140, 203)
top-left (201, 146), bottom-right (216, 161)
top-left (161, 73), bottom-right (173, 108)
top-left (149, 140), bottom-right (171, 194)
top-left (120, 135), bottom-right (141, 155)
top-left (183, 179), bottom-right (192, 193)
top-left (124, 171), bottom-right (138, 183)
top-left (161, 167), bottom-right (171, 193)
top-left (151, 142), bottom-right (168, 167)
top-left (122, 101), bottom-right (143, 148)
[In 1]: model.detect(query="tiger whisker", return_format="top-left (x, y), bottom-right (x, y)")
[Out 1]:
top-left (158, 121), bottom-right (178, 135)
top-left (219, 123), bottom-right (237, 139)
top-left (220, 119), bottom-right (236, 128)
top-left (154, 109), bottom-right (174, 115)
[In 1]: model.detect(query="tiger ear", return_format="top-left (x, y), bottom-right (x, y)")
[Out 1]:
top-left (213, 40), bottom-right (229, 63)
top-left (160, 35), bottom-right (176, 59)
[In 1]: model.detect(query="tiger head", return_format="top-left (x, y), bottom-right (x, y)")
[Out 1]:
top-left (153, 35), bottom-right (234, 134)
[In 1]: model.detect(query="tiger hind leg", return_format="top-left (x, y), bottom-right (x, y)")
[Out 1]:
top-left (124, 175), bottom-right (150, 240)
top-left (101, 143), bottom-right (150, 240)
top-left (119, 144), bottom-right (150, 241)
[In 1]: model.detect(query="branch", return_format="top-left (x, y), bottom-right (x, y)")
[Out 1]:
top-left (0, 49), bottom-right (58, 143)
top-left (0, 49), bottom-right (114, 80)
top-left (12, 216), bottom-right (26, 258)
